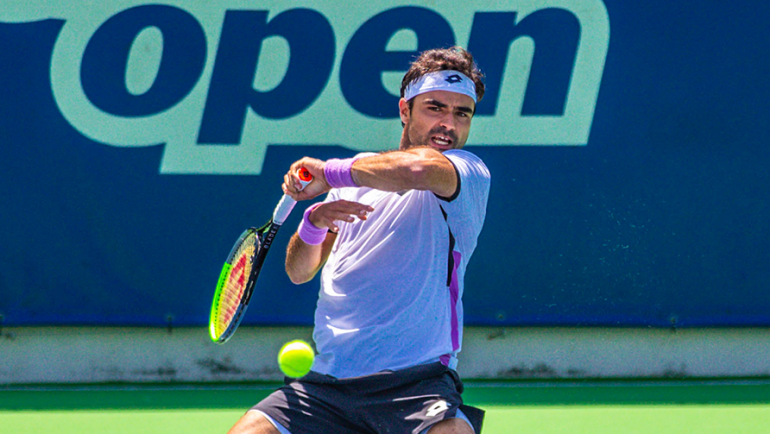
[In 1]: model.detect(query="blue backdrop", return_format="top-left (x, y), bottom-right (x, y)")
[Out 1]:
top-left (1, 1), bottom-right (768, 327)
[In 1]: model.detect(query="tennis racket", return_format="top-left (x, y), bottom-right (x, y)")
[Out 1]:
top-left (209, 168), bottom-right (313, 344)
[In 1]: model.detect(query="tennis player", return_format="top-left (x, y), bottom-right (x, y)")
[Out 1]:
top-left (229, 46), bottom-right (491, 434)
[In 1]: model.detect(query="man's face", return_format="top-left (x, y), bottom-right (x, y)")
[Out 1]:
top-left (399, 90), bottom-right (476, 152)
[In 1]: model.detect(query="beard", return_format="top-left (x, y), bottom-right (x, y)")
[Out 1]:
top-left (401, 122), bottom-right (459, 151)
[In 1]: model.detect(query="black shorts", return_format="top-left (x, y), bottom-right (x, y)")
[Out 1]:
top-left (252, 362), bottom-right (484, 434)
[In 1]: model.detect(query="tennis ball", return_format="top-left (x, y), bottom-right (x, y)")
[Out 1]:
top-left (278, 340), bottom-right (315, 378)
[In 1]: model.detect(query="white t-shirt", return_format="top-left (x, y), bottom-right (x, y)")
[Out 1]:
top-left (310, 149), bottom-right (490, 379)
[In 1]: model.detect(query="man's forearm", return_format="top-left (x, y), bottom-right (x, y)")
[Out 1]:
top-left (351, 147), bottom-right (457, 197)
top-left (285, 232), bottom-right (335, 285)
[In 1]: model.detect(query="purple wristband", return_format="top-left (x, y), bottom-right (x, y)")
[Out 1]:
top-left (298, 203), bottom-right (327, 245)
top-left (324, 157), bottom-right (360, 189)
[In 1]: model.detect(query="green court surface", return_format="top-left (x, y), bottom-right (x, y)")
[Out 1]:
top-left (2, 380), bottom-right (770, 433)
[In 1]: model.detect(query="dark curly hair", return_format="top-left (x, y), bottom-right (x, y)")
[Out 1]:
top-left (400, 46), bottom-right (485, 103)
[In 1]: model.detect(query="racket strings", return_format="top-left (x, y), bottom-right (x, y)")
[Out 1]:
top-left (213, 235), bottom-right (256, 338)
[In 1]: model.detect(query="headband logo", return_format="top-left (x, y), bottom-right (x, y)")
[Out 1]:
top-left (445, 74), bottom-right (463, 84)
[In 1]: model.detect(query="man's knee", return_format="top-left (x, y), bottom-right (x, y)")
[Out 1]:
top-left (427, 417), bottom-right (475, 434)
top-left (227, 410), bottom-right (281, 434)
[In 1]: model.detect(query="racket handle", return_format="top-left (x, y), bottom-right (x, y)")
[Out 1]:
top-left (273, 194), bottom-right (297, 225)
top-left (273, 168), bottom-right (313, 224)
top-left (297, 167), bottom-right (313, 186)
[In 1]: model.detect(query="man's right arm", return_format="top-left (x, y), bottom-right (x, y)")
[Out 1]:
top-left (285, 199), bottom-right (373, 284)
top-left (285, 231), bottom-right (336, 285)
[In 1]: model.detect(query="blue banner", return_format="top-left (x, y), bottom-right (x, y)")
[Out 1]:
top-left (1, 1), bottom-right (768, 327)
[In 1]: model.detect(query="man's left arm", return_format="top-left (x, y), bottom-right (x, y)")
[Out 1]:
top-left (285, 147), bottom-right (458, 200)
top-left (351, 147), bottom-right (457, 197)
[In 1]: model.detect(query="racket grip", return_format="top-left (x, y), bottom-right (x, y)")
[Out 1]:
top-left (273, 168), bottom-right (313, 224)
top-left (273, 194), bottom-right (298, 225)
top-left (297, 167), bottom-right (313, 188)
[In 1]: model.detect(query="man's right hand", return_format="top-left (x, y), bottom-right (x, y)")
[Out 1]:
top-left (308, 200), bottom-right (374, 233)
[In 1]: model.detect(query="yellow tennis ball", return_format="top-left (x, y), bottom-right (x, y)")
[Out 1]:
top-left (278, 340), bottom-right (315, 378)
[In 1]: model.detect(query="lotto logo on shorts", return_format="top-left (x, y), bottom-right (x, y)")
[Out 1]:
top-left (425, 400), bottom-right (451, 417)
top-left (3, 0), bottom-right (609, 175)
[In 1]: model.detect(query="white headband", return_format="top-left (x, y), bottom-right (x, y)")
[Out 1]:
top-left (404, 70), bottom-right (477, 103)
